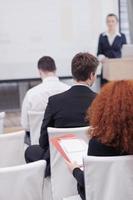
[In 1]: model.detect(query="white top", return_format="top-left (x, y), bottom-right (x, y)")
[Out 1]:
top-left (98, 31), bottom-right (121, 61)
top-left (103, 31), bottom-right (121, 46)
top-left (21, 76), bottom-right (70, 131)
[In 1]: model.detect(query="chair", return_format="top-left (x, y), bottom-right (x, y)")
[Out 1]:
top-left (28, 111), bottom-right (44, 145)
top-left (0, 160), bottom-right (46, 200)
top-left (84, 155), bottom-right (133, 200)
top-left (63, 195), bottom-right (81, 200)
top-left (28, 112), bottom-right (52, 200)
top-left (0, 112), bottom-right (5, 134)
top-left (0, 131), bottom-right (25, 167)
top-left (43, 177), bottom-right (53, 200)
top-left (48, 126), bottom-right (90, 200)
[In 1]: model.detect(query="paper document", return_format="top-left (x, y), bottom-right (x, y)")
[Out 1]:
top-left (60, 138), bottom-right (88, 165)
top-left (50, 134), bottom-right (88, 165)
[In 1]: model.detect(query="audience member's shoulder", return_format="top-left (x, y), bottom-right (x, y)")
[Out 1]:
top-left (49, 87), bottom-right (71, 102)
top-left (88, 137), bottom-right (122, 156)
top-left (59, 81), bottom-right (70, 90)
top-left (89, 137), bottom-right (110, 153)
top-left (92, 90), bottom-right (97, 95)
top-left (88, 138), bottom-right (108, 156)
top-left (89, 138), bottom-right (102, 146)
top-left (89, 89), bottom-right (97, 98)
top-left (26, 83), bottom-right (42, 96)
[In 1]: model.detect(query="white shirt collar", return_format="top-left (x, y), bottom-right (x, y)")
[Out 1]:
top-left (102, 31), bottom-right (121, 37)
top-left (74, 83), bottom-right (90, 88)
top-left (102, 31), bottom-right (121, 46)
top-left (42, 76), bottom-right (59, 83)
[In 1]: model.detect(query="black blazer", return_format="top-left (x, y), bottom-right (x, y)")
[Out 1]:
top-left (73, 138), bottom-right (128, 200)
top-left (39, 85), bottom-right (96, 176)
top-left (97, 32), bottom-right (127, 58)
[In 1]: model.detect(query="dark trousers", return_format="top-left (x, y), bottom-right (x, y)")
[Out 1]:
top-left (25, 145), bottom-right (51, 177)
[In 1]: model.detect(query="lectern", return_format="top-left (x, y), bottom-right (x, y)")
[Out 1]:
top-left (103, 58), bottom-right (133, 81)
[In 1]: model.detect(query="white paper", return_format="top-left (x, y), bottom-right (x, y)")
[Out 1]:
top-left (60, 138), bottom-right (88, 165)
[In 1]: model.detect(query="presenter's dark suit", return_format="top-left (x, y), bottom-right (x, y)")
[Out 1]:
top-left (97, 32), bottom-right (127, 58)
top-left (25, 85), bottom-right (96, 177)
top-left (73, 138), bottom-right (128, 200)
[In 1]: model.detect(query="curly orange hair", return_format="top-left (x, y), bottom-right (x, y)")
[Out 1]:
top-left (87, 80), bottom-right (133, 154)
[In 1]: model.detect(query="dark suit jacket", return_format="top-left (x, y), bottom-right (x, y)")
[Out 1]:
top-left (97, 32), bottom-right (127, 58)
top-left (73, 138), bottom-right (128, 200)
top-left (39, 85), bottom-right (96, 176)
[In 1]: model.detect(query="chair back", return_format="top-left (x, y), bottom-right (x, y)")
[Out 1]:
top-left (48, 126), bottom-right (90, 200)
top-left (84, 155), bottom-right (133, 200)
top-left (63, 195), bottom-right (81, 200)
top-left (0, 112), bottom-right (5, 134)
top-left (28, 111), bottom-right (44, 145)
top-left (0, 160), bottom-right (46, 200)
top-left (0, 131), bottom-right (25, 167)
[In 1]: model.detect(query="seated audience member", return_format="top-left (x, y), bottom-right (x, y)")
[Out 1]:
top-left (25, 52), bottom-right (99, 176)
top-left (21, 56), bottom-right (69, 140)
top-left (67, 80), bottom-right (133, 200)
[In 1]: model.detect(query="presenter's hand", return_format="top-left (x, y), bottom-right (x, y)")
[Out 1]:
top-left (65, 160), bottom-right (82, 172)
top-left (101, 57), bottom-right (108, 64)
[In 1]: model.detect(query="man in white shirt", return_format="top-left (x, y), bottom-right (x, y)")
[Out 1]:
top-left (21, 56), bottom-right (69, 137)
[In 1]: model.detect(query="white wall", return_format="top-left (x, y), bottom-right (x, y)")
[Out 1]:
top-left (0, 0), bottom-right (118, 80)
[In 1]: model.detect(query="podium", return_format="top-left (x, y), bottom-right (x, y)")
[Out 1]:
top-left (103, 58), bottom-right (133, 81)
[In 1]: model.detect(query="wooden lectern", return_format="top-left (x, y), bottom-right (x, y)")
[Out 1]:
top-left (103, 58), bottom-right (133, 81)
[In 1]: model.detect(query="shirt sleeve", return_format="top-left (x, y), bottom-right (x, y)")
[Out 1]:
top-left (21, 92), bottom-right (31, 131)
top-left (73, 168), bottom-right (85, 188)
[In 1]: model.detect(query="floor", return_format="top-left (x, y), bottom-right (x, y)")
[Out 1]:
top-left (4, 111), bottom-right (22, 133)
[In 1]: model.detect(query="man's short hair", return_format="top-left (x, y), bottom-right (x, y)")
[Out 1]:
top-left (38, 56), bottom-right (56, 72)
top-left (71, 52), bottom-right (99, 81)
top-left (107, 13), bottom-right (119, 22)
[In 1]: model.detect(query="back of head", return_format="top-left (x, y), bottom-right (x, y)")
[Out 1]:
top-left (38, 56), bottom-right (56, 72)
top-left (71, 52), bottom-right (99, 81)
top-left (86, 80), bottom-right (133, 154)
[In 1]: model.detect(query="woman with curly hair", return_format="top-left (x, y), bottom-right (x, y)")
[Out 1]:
top-left (66, 80), bottom-right (133, 200)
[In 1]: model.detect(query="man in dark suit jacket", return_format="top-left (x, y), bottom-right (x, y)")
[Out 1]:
top-left (25, 52), bottom-right (99, 176)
